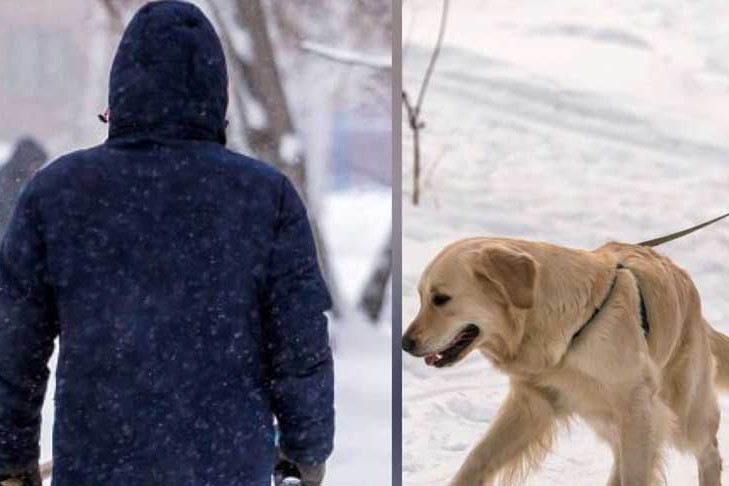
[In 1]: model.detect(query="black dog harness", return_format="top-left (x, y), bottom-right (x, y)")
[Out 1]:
top-left (571, 263), bottom-right (649, 342)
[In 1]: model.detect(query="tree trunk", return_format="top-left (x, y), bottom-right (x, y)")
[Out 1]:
top-left (359, 231), bottom-right (392, 323)
top-left (231, 1), bottom-right (301, 174)
top-left (0, 138), bottom-right (48, 238)
top-left (412, 126), bottom-right (421, 206)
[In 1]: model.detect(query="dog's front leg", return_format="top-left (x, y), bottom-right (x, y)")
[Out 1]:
top-left (450, 385), bottom-right (558, 486)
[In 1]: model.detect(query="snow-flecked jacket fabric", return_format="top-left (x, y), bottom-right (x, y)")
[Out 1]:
top-left (0, 2), bottom-right (334, 485)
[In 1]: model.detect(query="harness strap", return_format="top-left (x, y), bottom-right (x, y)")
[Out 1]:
top-left (638, 286), bottom-right (649, 336)
top-left (571, 263), bottom-right (649, 343)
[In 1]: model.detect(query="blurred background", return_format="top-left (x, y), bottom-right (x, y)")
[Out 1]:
top-left (0, 1), bottom-right (392, 484)
top-left (402, 0), bottom-right (729, 485)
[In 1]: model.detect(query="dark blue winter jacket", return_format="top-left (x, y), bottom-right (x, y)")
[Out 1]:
top-left (0, 2), bottom-right (334, 485)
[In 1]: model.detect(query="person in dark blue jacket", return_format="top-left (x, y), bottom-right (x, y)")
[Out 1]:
top-left (0, 2), bottom-right (334, 485)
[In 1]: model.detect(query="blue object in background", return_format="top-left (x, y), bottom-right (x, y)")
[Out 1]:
top-left (332, 111), bottom-right (392, 190)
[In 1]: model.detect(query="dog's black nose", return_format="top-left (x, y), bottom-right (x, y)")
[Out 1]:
top-left (402, 335), bottom-right (416, 353)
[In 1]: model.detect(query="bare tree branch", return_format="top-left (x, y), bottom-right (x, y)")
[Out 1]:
top-left (301, 41), bottom-right (391, 71)
top-left (402, 0), bottom-right (450, 206)
top-left (97, 0), bottom-right (126, 32)
top-left (402, 91), bottom-right (423, 205)
top-left (414, 0), bottom-right (450, 115)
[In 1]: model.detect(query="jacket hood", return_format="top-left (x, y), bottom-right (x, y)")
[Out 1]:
top-left (108, 1), bottom-right (228, 145)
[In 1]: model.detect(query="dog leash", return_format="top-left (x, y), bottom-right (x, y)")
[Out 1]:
top-left (638, 211), bottom-right (729, 247)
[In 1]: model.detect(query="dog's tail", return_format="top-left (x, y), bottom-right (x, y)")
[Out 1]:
top-left (709, 326), bottom-right (729, 390)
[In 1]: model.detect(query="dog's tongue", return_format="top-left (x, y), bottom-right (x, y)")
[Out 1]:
top-left (425, 354), bottom-right (437, 366)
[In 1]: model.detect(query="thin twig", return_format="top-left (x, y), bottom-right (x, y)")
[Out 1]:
top-left (402, 0), bottom-right (450, 205)
top-left (414, 0), bottom-right (450, 116)
top-left (301, 41), bottom-right (391, 70)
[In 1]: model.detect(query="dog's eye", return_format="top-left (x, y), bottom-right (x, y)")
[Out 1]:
top-left (432, 293), bottom-right (451, 307)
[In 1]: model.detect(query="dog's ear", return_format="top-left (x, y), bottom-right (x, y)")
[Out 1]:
top-left (478, 246), bottom-right (538, 309)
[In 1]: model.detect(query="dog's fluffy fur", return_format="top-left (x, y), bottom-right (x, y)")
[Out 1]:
top-left (403, 238), bottom-right (729, 486)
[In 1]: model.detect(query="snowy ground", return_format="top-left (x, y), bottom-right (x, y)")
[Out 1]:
top-left (403, 1), bottom-right (729, 484)
top-left (38, 187), bottom-right (392, 485)
top-left (0, 143), bottom-right (11, 166)
top-left (321, 189), bottom-right (392, 486)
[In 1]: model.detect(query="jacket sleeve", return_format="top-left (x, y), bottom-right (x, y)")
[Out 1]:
top-left (263, 176), bottom-right (334, 466)
top-left (0, 183), bottom-right (58, 470)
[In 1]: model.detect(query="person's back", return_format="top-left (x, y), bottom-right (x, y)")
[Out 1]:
top-left (0, 2), bottom-right (333, 485)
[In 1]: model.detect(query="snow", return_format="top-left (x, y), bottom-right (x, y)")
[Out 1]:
top-left (211, 3), bottom-right (255, 65)
top-left (327, 317), bottom-right (392, 486)
top-left (0, 142), bottom-right (11, 168)
top-left (227, 25), bottom-right (255, 64)
top-left (403, 0), bottom-right (729, 484)
top-left (237, 84), bottom-right (269, 131)
top-left (279, 133), bottom-right (303, 166)
top-left (38, 187), bottom-right (391, 485)
top-left (321, 188), bottom-right (392, 486)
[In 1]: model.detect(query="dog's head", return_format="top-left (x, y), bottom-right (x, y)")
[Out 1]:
top-left (402, 240), bottom-right (539, 367)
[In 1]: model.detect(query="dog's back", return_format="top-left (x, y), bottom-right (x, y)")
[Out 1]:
top-left (595, 241), bottom-right (704, 369)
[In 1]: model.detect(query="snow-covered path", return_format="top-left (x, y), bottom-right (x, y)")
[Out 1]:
top-left (322, 190), bottom-right (392, 486)
top-left (403, 1), bottom-right (729, 484)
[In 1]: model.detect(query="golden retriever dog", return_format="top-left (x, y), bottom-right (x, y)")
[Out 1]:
top-left (402, 237), bottom-right (729, 486)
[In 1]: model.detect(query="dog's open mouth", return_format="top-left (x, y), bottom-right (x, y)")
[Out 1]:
top-left (425, 324), bottom-right (480, 368)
